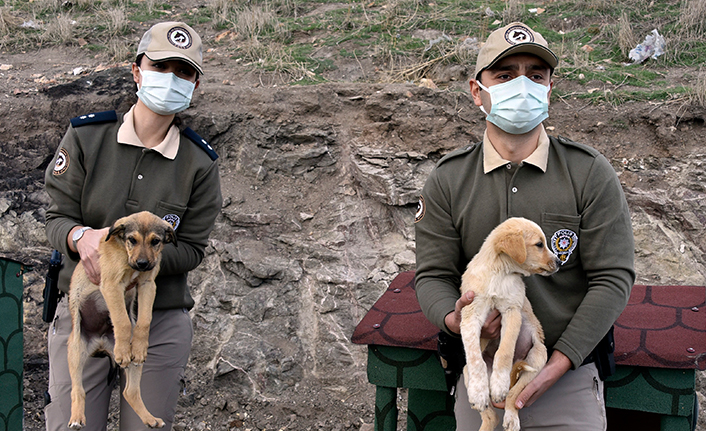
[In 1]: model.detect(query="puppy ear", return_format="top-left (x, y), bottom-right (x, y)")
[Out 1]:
top-left (163, 225), bottom-right (178, 248)
top-left (496, 229), bottom-right (527, 264)
top-left (105, 222), bottom-right (126, 242)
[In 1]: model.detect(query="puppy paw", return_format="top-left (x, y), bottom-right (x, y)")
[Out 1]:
top-left (113, 342), bottom-right (132, 368)
top-left (502, 411), bottom-right (521, 431)
top-left (143, 416), bottom-right (165, 428)
top-left (490, 372), bottom-right (510, 403)
top-left (131, 339), bottom-right (149, 364)
top-left (68, 416), bottom-right (86, 430)
top-left (466, 390), bottom-right (490, 412)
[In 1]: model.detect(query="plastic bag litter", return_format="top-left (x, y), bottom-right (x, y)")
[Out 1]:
top-left (628, 29), bottom-right (665, 63)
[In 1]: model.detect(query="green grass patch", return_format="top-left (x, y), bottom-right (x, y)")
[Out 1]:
top-left (0, 0), bottom-right (704, 97)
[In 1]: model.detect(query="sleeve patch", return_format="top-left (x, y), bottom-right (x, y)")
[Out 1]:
top-left (415, 195), bottom-right (426, 223)
top-left (53, 147), bottom-right (70, 176)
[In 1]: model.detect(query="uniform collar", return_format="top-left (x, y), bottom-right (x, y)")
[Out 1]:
top-left (482, 125), bottom-right (550, 173)
top-left (117, 105), bottom-right (180, 160)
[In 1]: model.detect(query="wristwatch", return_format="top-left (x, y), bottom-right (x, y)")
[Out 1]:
top-left (72, 226), bottom-right (92, 251)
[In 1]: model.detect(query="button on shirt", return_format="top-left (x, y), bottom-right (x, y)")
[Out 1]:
top-left (482, 125), bottom-right (550, 196)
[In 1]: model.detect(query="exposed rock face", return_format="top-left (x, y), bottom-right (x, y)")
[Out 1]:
top-left (2, 68), bottom-right (705, 429)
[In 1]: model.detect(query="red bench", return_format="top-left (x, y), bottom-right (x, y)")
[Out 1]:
top-left (352, 271), bottom-right (705, 431)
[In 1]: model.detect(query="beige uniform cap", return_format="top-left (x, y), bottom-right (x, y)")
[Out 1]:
top-left (137, 21), bottom-right (204, 75)
top-left (474, 22), bottom-right (557, 79)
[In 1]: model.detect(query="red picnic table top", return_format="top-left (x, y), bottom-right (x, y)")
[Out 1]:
top-left (352, 271), bottom-right (706, 370)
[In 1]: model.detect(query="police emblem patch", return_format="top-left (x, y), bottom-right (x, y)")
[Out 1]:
top-left (167, 27), bottom-right (192, 50)
top-left (505, 25), bottom-right (534, 45)
top-left (551, 228), bottom-right (578, 265)
top-left (163, 214), bottom-right (181, 231)
top-left (53, 148), bottom-right (69, 176)
top-left (415, 195), bottom-right (426, 223)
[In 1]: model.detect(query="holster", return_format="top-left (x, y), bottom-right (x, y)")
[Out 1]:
top-left (593, 325), bottom-right (616, 380)
top-left (42, 250), bottom-right (63, 323)
top-left (437, 331), bottom-right (466, 395)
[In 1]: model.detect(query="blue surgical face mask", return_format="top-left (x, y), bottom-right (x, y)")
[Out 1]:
top-left (136, 68), bottom-right (196, 115)
top-left (478, 75), bottom-right (550, 135)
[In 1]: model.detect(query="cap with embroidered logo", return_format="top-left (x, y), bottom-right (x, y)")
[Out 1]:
top-left (137, 21), bottom-right (204, 75)
top-left (474, 22), bottom-right (557, 80)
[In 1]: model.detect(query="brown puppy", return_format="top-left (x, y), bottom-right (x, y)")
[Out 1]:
top-left (67, 211), bottom-right (176, 430)
top-left (459, 217), bottom-right (560, 431)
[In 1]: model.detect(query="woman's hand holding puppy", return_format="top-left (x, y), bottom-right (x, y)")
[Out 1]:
top-left (69, 226), bottom-right (109, 285)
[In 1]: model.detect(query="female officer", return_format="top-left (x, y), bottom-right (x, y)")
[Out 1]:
top-left (44, 21), bottom-right (222, 430)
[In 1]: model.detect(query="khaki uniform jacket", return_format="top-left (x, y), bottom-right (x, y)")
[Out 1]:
top-left (45, 110), bottom-right (222, 310)
top-left (414, 135), bottom-right (635, 369)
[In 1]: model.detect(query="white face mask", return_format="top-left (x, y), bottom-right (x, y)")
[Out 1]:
top-left (478, 75), bottom-right (550, 135)
top-left (136, 68), bottom-right (196, 115)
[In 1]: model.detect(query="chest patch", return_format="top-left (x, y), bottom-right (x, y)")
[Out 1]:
top-left (551, 228), bottom-right (578, 265)
top-left (163, 214), bottom-right (181, 231)
top-left (53, 148), bottom-right (70, 176)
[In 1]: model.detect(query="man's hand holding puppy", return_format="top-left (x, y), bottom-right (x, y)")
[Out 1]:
top-left (446, 294), bottom-right (572, 412)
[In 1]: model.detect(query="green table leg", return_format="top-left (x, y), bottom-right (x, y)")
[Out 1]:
top-left (375, 385), bottom-right (398, 431)
top-left (660, 415), bottom-right (691, 431)
top-left (407, 388), bottom-right (456, 431)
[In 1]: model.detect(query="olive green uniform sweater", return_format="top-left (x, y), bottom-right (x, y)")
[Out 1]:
top-left (44, 110), bottom-right (222, 310)
top-left (414, 135), bottom-right (635, 369)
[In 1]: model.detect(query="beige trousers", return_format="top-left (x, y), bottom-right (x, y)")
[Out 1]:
top-left (455, 362), bottom-right (607, 431)
top-left (44, 297), bottom-right (193, 431)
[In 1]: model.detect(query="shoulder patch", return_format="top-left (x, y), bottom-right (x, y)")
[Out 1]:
top-left (437, 142), bottom-right (479, 167)
top-left (182, 127), bottom-right (218, 161)
top-left (70, 110), bottom-right (118, 128)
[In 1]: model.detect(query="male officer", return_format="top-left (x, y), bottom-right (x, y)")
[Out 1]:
top-left (415, 22), bottom-right (635, 430)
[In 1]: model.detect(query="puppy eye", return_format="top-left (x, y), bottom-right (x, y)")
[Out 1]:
top-left (535, 241), bottom-right (544, 248)
top-left (128, 237), bottom-right (137, 245)
top-left (151, 238), bottom-right (161, 246)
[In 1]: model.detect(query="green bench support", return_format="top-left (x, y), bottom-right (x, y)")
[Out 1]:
top-left (352, 272), bottom-right (704, 431)
top-left (0, 258), bottom-right (28, 431)
top-left (368, 345), bottom-right (455, 431)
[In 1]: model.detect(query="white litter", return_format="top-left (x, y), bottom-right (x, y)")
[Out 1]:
top-left (628, 29), bottom-right (666, 63)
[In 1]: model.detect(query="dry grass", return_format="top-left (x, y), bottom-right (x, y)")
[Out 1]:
top-left (617, 11), bottom-right (636, 58)
top-left (208, 0), bottom-right (235, 28)
top-left (102, 7), bottom-right (129, 36)
top-left (235, 4), bottom-right (281, 41)
top-left (677, 0), bottom-right (706, 39)
top-left (0, 7), bottom-right (22, 38)
top-left (42, 13), bottom-right (74, 45)
top-left (238, 37), bottom-right (309, 81)
top-left (107, 37), bottom-right (132, 62)
top-left (502, 0), bottom-right (524, 23)
top-left (32, 0), bottom-right (62, 13)
top-left (693, 72), bottom-right (706, 107)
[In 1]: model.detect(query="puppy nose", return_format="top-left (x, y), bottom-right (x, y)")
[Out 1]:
top-left (136, 259), bottom-right (151, 271)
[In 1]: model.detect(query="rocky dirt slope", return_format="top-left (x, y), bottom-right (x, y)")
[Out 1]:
top-left (1, 41), bottom-right (705, 430)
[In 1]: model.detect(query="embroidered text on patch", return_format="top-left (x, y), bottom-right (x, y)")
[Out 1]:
top-left (53, 148), bottom-right (70, 176)
top-left (551, 228), bottom-right (578, 265)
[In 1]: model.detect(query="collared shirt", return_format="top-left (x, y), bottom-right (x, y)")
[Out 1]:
top-left (483, 125), bottom-right (550, 173)
top-left (117, 105), bottom-right (180, 160)
top-left (45, 111), bottom-right (222, 310)
top-left (414, 133), bottom-right (635, 369)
